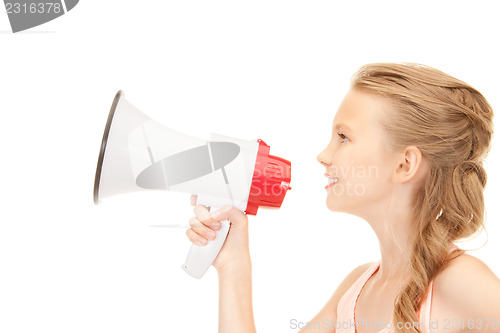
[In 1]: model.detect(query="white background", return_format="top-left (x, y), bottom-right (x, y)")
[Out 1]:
top-left (1, 1), bottom-right (499, 332)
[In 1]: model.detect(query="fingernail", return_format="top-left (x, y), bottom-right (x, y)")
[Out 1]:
top-left (211, 222), bottom-right (220, 230)
top-left (198, 238), bottom-right (207, 246)
top-left (206, 231), bottom-right (215, 240)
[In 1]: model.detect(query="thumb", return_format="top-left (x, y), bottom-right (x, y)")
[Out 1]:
top-left (210, 205), bottom-right (248, 227)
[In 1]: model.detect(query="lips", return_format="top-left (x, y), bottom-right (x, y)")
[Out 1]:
top-left (325, 175), bottom-right (339, 189)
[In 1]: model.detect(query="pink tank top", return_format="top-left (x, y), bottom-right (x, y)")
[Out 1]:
top-left (336, 243), bottom-right (459, 333)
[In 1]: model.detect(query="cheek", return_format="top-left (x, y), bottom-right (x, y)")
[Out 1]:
top-left (324, 146), bottom-right (393, 212)
top-left (353, 159), bottom-right (393, 199)
top-left (340, 158), bottom-right (388, 195)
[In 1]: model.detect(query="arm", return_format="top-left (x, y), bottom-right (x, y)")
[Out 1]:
top-left (218, 258), bottom-right (256, 333)
top-left (186, 203), bottom-right (257, 333)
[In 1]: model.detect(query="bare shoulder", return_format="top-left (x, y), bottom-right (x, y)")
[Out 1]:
top-left (332, 261), bottom-right (375, 305)
top-left (298, 262), bottom-right (374, 333)
top-left (433, 253), bottom-right (500, 320)
top-left (339, 262), bottom-right (375, 292)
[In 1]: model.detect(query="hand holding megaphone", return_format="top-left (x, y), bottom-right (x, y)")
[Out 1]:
top-left (186, 196), bottom-right (251, 273)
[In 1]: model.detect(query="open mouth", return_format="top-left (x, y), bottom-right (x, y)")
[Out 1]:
top-left (325, 176), bottom-right (339, 189)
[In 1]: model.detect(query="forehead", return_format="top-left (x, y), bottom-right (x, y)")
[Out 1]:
top-left (333, 89), bottom-right (387, 133)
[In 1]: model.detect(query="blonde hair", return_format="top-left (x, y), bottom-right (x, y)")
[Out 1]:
top-left (351, 63), bottom-right (494, 333)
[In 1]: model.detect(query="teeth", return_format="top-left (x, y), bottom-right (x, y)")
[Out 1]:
top-left (328, 177), bottom-right (339, 184)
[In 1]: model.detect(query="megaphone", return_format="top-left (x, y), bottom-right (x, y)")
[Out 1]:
top-left (93, 91), bottom-right (292, 279)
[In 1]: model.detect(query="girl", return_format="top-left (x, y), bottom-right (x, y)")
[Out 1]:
top-left (186, 63), bottom-right (500, 333)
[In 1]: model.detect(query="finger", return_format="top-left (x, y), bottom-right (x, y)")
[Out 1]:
top-left (188, 216), bottom-right (217, 241)
top-left (210, 205), bottom-right (247, 226)
top-left (190, 195), bottom-right (197, 206)
top-left (193, 205), bottom-right (220, 231)
top-left (193, 205), bottom-right (216, 226)
top-left (186, 228), bottom-right (208, 246)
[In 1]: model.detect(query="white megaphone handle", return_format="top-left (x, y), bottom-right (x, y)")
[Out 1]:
top-left (182, 213), bottom-right (231, 279)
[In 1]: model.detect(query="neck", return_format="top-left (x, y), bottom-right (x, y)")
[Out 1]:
top-left (357, 198), bottom-right (415, 287)
top-left (375, 225), bottom-right (413, 286)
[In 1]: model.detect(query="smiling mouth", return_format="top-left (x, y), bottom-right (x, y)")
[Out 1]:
top-left (325, 177), bottom-right (339, 189)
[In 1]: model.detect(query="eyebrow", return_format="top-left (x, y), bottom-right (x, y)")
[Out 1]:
top-left (333, 123), bottom-right (353, 132)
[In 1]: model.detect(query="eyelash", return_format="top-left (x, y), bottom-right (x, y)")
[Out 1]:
top-left (338, 132), bottom-right (348, 143)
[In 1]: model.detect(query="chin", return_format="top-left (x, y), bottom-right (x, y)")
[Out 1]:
top-left (326, 195), bottom-right (359, 215)
top-left (326, 199), bottom-right (344, 212)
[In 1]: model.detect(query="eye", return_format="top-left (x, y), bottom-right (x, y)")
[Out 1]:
top-left (338, 132), bottom-right (349, 143)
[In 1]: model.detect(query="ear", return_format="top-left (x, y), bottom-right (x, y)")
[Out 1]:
top-left (392, 146), bottom-right (425, 184)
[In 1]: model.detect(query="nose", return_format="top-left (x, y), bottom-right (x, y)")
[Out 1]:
top-left (317, 147), bottom-right (332, 166)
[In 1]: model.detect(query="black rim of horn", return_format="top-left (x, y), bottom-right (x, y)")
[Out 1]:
top-left (93, 90), bottom-right (123, 204)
